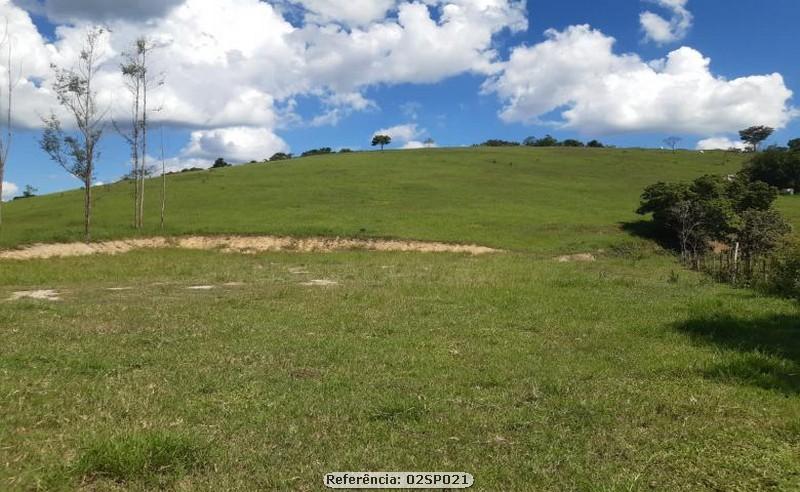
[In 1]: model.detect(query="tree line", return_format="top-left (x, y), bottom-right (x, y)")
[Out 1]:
top-left (637, 134), bottom-right (800, 299)
top-left (478, 136), bottom-right (606, 148)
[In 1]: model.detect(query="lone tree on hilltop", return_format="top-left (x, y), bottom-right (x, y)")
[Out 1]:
top-left (739, 126), bottom-right (774, 153)
top-left (212, 157), bottom-right (230, 168)
top-left (40, 27), bottom-right (106, 242)
top-left (372, 134), bottom-right (391, 151)
top-left (663, 136), bottom-right (681, 153)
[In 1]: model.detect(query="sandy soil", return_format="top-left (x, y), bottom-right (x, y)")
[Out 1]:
top-left (0, 235), bottom-right (501, 261)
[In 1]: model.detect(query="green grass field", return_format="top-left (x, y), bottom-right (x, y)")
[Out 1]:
top-left (1, 148), bottom-right (799, 491)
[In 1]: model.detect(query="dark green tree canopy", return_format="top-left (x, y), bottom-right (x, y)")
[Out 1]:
top-left (739, 126), bottom-right (774, 152)
top-left (371, 134), bottom-right (391, 150)
top-left (788, 138), bottom-right (800, 152)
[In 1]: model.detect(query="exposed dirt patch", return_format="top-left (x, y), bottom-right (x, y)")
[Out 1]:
top-left (8, 290), bottom-right (61, 301)
top-left (301, 279), bottom-right (339, 287)
top-left (556, 253), bottom-right (596, 263)
top-left (0, 235), bottom-right (501, 261)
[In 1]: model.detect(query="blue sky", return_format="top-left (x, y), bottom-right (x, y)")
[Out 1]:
top-left (1, 0), bottom-right (798, 198)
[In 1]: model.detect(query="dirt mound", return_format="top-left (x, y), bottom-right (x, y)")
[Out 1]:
top-left (0, 235), bottom-right (501, 261)
top-left (556, 253), bottom-right (596, 263)
top-left (8, 290), bottom-right (61, 301)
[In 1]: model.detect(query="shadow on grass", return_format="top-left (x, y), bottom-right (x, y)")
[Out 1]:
top-left (675, 314), bottom-right (800, 394)
top-left (619, 220), bottom-right (678, 251)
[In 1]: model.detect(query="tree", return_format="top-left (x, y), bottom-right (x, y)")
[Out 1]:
top-left (423, 137), bottom-right (435, 148)
top-left (39, 28), bottom-right (106, 242)
top-left (741, 148), bottom-right (800, 190)
top-left (0, 23), bottom-right (16, 226)
top-left (586, 140), bottom-right (604, 148)
top-left (663, 136), bottom-right (681, 152)
top-left (116, 37), bottom-right (161, 230)
top-left (561, 139), bottom-right (584, 147)
top-left (22, 184), bottom-right (36, 198)
top-left (788, 138), bottom-right (800, 152)
top-left (372, 134), bottom-right (391, 150)
top-left (212, 157), bottom-right (230, 168)
top-left (269, 152), bottom-right (292, 161)
top-left (739, 125), bottom-right (774, 153)
top-left (522, 136), bottom-right (537, 147)
top-left (533, 135), bottom-right (558, 147)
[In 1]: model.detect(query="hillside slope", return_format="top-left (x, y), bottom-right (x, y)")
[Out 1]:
top-left (3, 147), bottom-right (786, 252)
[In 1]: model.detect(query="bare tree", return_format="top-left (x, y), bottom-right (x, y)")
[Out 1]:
top-left (671, 200), bottom-right (705, 266)
top-left (0, 21), bottom-right (16, 226)
top-left (39, 28), bottom-right (106, 242)
top-left (117, 37), bottom-right (160, 229)
top-left (159, 125), bottom-right (166, 230)
top-left (663, 136), bottom-right (681, 153)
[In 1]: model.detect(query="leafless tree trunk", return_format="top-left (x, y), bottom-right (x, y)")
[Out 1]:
top-left (0, 23), bottom-right (15, 227)
top-left (39, 28), bottom-right (106, 242)
top-left (160, 125), bottom-right (166, 230)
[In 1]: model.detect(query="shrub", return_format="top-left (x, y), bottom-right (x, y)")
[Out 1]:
top-left (211, 157), bottom-right (230, 169)
top-left (740, 148), bottom-right (800, 189)
top-left (269, 152), bottom-right (292, 161)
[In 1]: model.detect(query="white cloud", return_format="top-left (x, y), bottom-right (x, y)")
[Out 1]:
top-left (640, 0), bottom-right (692, 44)
top-left (181, 127), bottom-right (290, 163)
top-left (402, 140), bottom-right (436, 149)
top-left (696, 137), bottom-right (747, 151)
top-left (17, 0), bottom-right (185, 22)
top-left (373, 123), bottom-right (421, 142)
top-left (485, 25), bottom-right (796, 135)
top-left (1, 0), bottom-right (525, 161)
top-left (1, 181), bottom-right (18, 201)
top-left (292, 0), bottom-right (398, 27)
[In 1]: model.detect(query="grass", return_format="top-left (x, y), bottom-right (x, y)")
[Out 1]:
top-left (0, 147), bottom-right (776, 253)
top-left (1, 147), bottom-right (799, 490)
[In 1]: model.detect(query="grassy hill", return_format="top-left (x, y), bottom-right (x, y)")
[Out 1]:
top-left (1, 147), bottom-right (799, 491)
top-left (3, 146), bottom-right (784, 251)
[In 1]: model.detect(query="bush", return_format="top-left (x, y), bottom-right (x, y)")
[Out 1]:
top-left (770, 242), bottom-right (800, 300)
top-left (211, 157), bottom-right (230, 169)
top-left (301, 147), bottom-right (333, 157)
top-left (269, 152), bottom-right (292, 161)
top-left (480, 139), bottom-right (520, 147)
top-left (740, 148), bottom-right (800, 189)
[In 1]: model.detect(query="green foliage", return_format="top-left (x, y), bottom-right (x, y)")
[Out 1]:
top-left (211, 157), bottom-right (230, 168)
top-left (371, 134), bottom-right (391, 150)
top-left (739, 125), bottom-right (775, 152)
top-left (741, 148), bottom-right (800, 189)
top-left (638, 173), bottom-right (786, 265)
top-left (269, 152), bottom-right (292, 161)
top-left (788, 138), bottom-right (800, 152)
top-left (301, 147), bottom-right (333, 157)
top-left (561, 139), bottom-right (584, 147)
top-left (586, 139), bottom-right (604, 148)
top-left (480, 139), bottom-right (520, 147)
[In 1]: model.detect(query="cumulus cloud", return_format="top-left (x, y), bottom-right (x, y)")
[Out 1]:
top-left (292, 0), bottom-right (398, 27)
top-left (374, 123), bottom-right (421, 142)
top-left (1, 181), bottom-right (18, 201)
top-left (2, 0), bottom-right (526, 162)
top-left (640, 0), bottom-right (693, 44)
top-left (16, 0), bottom-right (185, 22)
top-left (696, 137), bottom-right (748, 151)
top-left (181, 127), bottom-right (290, 163)
top-left (485, 25), bottom-right (795, 135)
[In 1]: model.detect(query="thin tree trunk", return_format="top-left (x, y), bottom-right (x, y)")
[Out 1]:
top-left (84, 178), bottom-right (92, 242)
top-left (139, 47), bottom-right (148, 229)
top-left (160, 126), bottom-right (166, 230)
